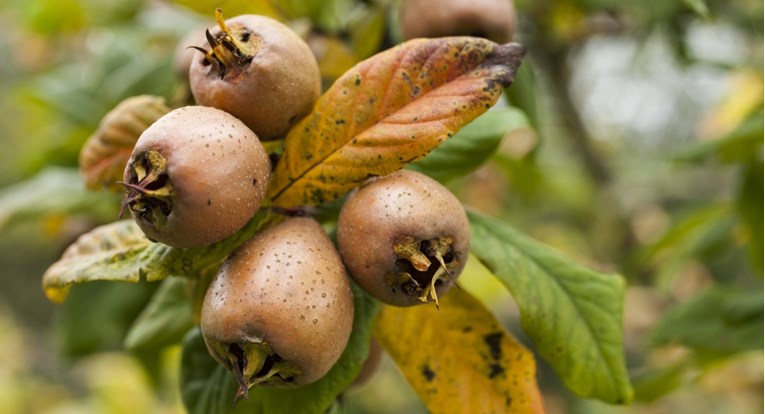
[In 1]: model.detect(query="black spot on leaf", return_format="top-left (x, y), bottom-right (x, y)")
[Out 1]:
top-left (488, 363), bottom-right (505, 379)
top-left (421, 364), bottom-right (436, 382)
top-left (484, 332), bottom-right (503, 360)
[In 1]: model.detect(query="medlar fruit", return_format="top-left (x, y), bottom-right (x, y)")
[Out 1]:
top-left (337, 170), bottom-right (470, 307)
top-left (122, 105), bottom-right (270, 248)
top-left (399, 0), bottom-right (517, 44)
top-left (189, 10), bottom-right (321, 140)
top-left (200, 217), bottom-right (354, 398)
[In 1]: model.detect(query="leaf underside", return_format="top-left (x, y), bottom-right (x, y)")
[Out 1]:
top-left (468, 211), bottom-right (634, 405)
top-left (374, 288), bottom-right (545, 414)
top-left (124, 276), bottom-right (195, 351)
top-left (267, 37), bottom-right (525, 207)
top-left (42, 211), bottom-right (270, 303)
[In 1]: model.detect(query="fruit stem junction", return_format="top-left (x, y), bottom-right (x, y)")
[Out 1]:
top-left (211, 339), bottom-right (302, 405)
top-left (392, 236), bottom-right (456, 308)
top-left (121, 150), bottom-right (173, 226)
top-left (190, 8), bottom-right (261, 79)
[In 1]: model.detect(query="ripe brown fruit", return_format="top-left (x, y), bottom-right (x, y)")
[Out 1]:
top-left (337, 170), bottom-right (470, 307)
top-left (189, 10), bottom-right (321, 140)
top-left (200, 217), bottom-right (355, 397)
top-left (399, 0), bottom-right (517, 44)
top-left (122, 105), bottom-right (270, 248)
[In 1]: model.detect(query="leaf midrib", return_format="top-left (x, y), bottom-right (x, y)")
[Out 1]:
top-left (476, 218), bottom-right (626, 398)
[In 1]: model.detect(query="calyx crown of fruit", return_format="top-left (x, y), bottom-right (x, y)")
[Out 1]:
top-left (191, 8), bottom-right (262, 79)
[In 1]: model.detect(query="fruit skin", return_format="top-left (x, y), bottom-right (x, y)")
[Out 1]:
top-left (189, 13), bottom-right (321, 140)
top-left (123, 106), bottom-right (270, 248)
top-left (200, 217), bottom-right (355, 392)
top-left (399, 0), bottom-right (516, 44)
top-left (337, 170), bottom-right (470, 307)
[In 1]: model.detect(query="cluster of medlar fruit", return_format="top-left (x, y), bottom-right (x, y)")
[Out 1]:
top-left (108, 6), bottom-right (475, 400)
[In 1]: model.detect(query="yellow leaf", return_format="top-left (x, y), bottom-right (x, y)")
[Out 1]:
top-left (699, 69), bottom-right (764, 140)
top-left (267, 37), bottom-right (525, 207)
top-left (374, 288), bottom-right (546, 414)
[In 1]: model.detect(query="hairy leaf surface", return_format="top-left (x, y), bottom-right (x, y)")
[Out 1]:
top-left (375, 288), bottom-right (545, 414)
top-left (268, 37), bottom-right (525, 206)
top-left (42, 211), bottom-right (270, 303)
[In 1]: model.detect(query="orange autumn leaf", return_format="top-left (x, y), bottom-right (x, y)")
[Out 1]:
top-left (267, 37), bottom-right (525, 207)
top-left (374, 288), bottom-right (546, 414)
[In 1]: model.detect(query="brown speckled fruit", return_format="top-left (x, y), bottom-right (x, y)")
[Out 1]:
top-left (337, 170), bottom-right (470, 307)
top-left (189, 10), bottom-right (321, 140)
top-left (122, 106), bottom-right (270, 248)
top-left (399, 0), bottom-right (516, 44)
top-left (200, 217), bottom-right (354, 397)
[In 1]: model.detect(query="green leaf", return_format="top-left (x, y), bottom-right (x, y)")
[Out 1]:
top-left (180, 285), bottom-right (380, 414)
top-left (34, 30), bottom-right (176, 129)
top-left (468, 210), bottom-right (633, 404)
top-left (408, 107), bottom-right (530, 183)
top-left (681, 0), bottom-right (710, 18)
top-left (42, 210), bottom-right (271, 303)
top-left (0, 167), bottom-right (120, 231)
top-left (737, 160), bottom-right (764, 274)
top-left (504, 61), bottom-right (541, 133)
top-left (639, 203), bottom-right (736, 266)
top-left (56, 280), bottom-right (158, 358)
top-left (632, 361), bottom-right (689, 402)
top-left (124, 276), bottom-right (194, 351)
top-left (180, 329), bottom-right (240, 414)
top-left (674, 108), bottom-right (763, 164)
top-left (348, 3), bottom-right (388, 59)
top-left (649, 286), bottom-right (764, 358)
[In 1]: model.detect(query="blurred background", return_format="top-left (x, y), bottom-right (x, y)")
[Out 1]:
top-left (0, 0), bottom-right (761, 413)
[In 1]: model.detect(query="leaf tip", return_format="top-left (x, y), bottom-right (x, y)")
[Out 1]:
top-left (484, 42), bottom-right (527, 88)
top-left (43, 283), bottom-right (69, 304)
